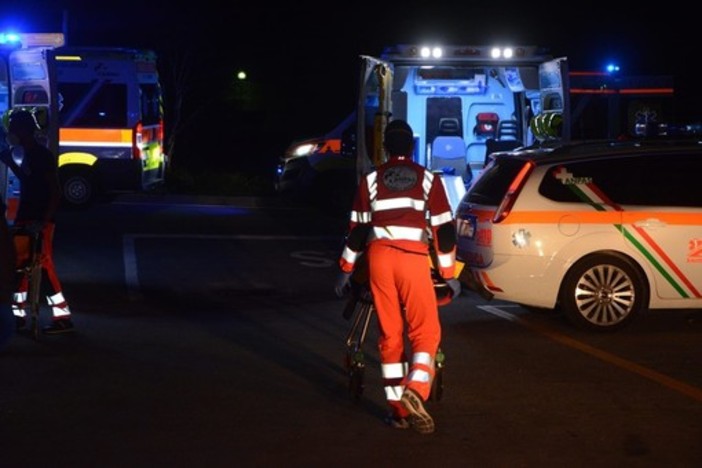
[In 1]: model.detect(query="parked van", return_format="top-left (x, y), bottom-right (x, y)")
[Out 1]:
top-left (48, 46), bottom-right (167, 206)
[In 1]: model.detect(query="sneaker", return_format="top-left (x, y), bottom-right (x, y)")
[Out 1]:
top-left (43, 319), bottom-right (74, 335)
top-left (384, 413), bottom-right (410, 429)
top-left (15, 316), bottom-right (26, 331)
top-left (400, 388), bottom-right (435, 434)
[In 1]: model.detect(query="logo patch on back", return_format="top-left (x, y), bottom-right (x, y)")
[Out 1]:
top-left (383, 166), bottom-right (417, 191)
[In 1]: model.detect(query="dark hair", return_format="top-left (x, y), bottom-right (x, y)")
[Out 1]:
top-left (384, 119), bottom-right (414, 156)
top-left (8, 110), bottom-right (38, 135)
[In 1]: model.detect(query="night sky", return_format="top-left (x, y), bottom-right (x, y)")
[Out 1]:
top-left (3, 1), bottom-right (701, 175)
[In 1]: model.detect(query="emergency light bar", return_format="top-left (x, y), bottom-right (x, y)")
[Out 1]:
top-left (0, 32), bottom-right (21, 45)
top-left (382, 44), bottom-right (548, 62)
top-left (0, 32), bottom-right (65, 49)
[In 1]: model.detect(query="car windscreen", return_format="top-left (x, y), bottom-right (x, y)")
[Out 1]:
top-left (464, 157), bottom-right (528, 206)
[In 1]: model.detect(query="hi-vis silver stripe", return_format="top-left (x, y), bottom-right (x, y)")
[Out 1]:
top-left (437, 252), bottom-right (454, 268)
top-left (341, 245), bottom-right (361, 264)
top-left (412, 352), bottom-right (433, 366)
top-left (382, 362), bottom-right (407, 379)
top-left (423, 171), bottom-right (434, 196)
top-left (430, 210), bottom-right (453, 226)
top-left (367, 172), bottom-right (378, 200)
top-left (408, 369), bottom-right (431, 383)
top-left (385, 385), bottom-right (404, 401)
top-left (350, 210), bottom-right (372, 223)
top-left (369, 225), bottom-right (427, 242)
top-left (372, 197), bottom-right (426, 212)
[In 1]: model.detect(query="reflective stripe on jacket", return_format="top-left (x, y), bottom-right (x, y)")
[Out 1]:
top-left (339, 155), bottom-right (457, 279)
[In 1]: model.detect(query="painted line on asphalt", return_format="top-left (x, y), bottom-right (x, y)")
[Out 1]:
top-left (123, 234), bottom-right (338, 301)
top-left (478, 304), bottom-right (702, 404)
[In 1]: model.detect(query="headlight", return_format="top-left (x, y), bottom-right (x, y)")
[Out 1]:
top-left (284, 139), bottom-right (323, 159)
top-left (292, 143), bottom-right (318, 157)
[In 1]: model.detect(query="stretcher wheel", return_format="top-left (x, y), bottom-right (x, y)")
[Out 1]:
top-left (346, 348), bottom-right (365, 402)
top-left (429, 348), bottom-right (445, 402)
top-left (429, 367), bottom-right (444, 402)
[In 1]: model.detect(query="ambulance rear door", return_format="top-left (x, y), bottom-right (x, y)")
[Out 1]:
top-left (537, 57), bottom-right (571, 142)
top-left (356, 55), bottom-right (393, 181)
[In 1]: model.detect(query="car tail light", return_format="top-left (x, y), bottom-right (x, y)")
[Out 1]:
top-left (493, 161), bottom-right (534, 223)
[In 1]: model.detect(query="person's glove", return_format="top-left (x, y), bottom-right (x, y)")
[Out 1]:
top-left (447, 278), bottom-right (462, 298)
top-left (334, 271), bottom-right (353, 298)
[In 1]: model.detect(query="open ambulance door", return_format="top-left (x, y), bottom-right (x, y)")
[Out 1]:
top-left (534, 57), bottom-right (571, 143)
top-left (356, 55), bottom-right (393, 183)
top-left (3, 39), bottom-right (61, 222)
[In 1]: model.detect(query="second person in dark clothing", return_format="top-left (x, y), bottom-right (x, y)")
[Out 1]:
top-left (0, 109), bottom-right (74, 334)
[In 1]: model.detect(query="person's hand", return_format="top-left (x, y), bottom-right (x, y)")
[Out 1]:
top-left (335, 271), bottom-right (353, 298)
top-left (447, 278), bottom-right (461, 298)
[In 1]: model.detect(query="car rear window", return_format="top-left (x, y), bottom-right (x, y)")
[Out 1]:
top-left (465, 157), bottom-right (529, 205)
top-left (539, 152), bottom-right (702, 207)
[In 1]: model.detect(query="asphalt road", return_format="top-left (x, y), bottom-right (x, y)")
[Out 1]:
top-left (1, 193), bottom-right (701, 467)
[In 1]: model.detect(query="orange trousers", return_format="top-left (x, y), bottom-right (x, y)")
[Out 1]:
top-left (367, 242), bottom-right (441, 409)
top-left (13, 222), bottom-right (70, 318)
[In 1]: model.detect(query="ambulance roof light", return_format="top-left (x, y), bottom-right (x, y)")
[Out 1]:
top-left (491, 47), bottom-right (515, 59)
top-left (0, 32), bottom-right (22, 46)
top-left (0, 32), bottom-right (64, 49)
top-left (606, 63), bottom-right (620, 73)
top-left (420, 46), bottom-right (443, 59)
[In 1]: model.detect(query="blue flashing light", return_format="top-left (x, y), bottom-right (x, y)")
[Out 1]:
top-left (0, 32), bottom-right (22, 46)
top-left (606, 63), bottom-right (620, 73)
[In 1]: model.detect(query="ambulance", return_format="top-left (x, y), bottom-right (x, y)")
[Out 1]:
top-left (1, 34), bottom-right (167, 214)
top-left (355, 44), bottom-right (570, 210)
top-left (48, 46), bottom-right (167, 206)
top-left (0, 32), bottom-right (63, 221)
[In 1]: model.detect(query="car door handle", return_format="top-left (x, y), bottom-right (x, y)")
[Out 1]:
top-left (633, 218), bottom-right (667, 229)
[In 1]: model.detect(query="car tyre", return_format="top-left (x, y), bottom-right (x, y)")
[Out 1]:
top-left (559, 252), bottom-right (647, 332)
top-left (60, 168), bottom-right (94, 208)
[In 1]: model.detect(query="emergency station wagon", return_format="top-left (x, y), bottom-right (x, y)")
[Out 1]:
top-left (455, 139), bottom-right (702, 332)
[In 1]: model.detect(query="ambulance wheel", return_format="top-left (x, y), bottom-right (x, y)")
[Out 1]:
top-left (60, 167), bottom-right (94, 208)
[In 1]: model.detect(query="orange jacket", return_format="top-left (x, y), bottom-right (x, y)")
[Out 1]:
top-left (339, 155), bottom-right (457, 279)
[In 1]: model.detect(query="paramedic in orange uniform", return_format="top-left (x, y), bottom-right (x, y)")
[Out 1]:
top-left (0, 110), bottom-right (74, 335)
top-left (335, 119), bottom-right (460, 434)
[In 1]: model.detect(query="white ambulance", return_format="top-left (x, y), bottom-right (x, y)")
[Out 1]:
top-left (1, 33), bottom-right (168, 212)
top-left (49, 46), bottom-right (167, 206)
top-left (355, 44), bottom-right (570, 212)
top-left (0, 32), bottom-right (63, 221)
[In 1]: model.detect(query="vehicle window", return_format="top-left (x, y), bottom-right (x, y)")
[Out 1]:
top-left (0, 58), bottom-right (8, 114)
top-left (466, 158), bottom-right (527, 205)
top-left (636, 153), bottom-right (702, 207)
top-left (139, 83), bottom-right (161, 126)
top-left (539, 152), bottom-right (702, 207)
top-left (58, 82), bottom-right (127, 128)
